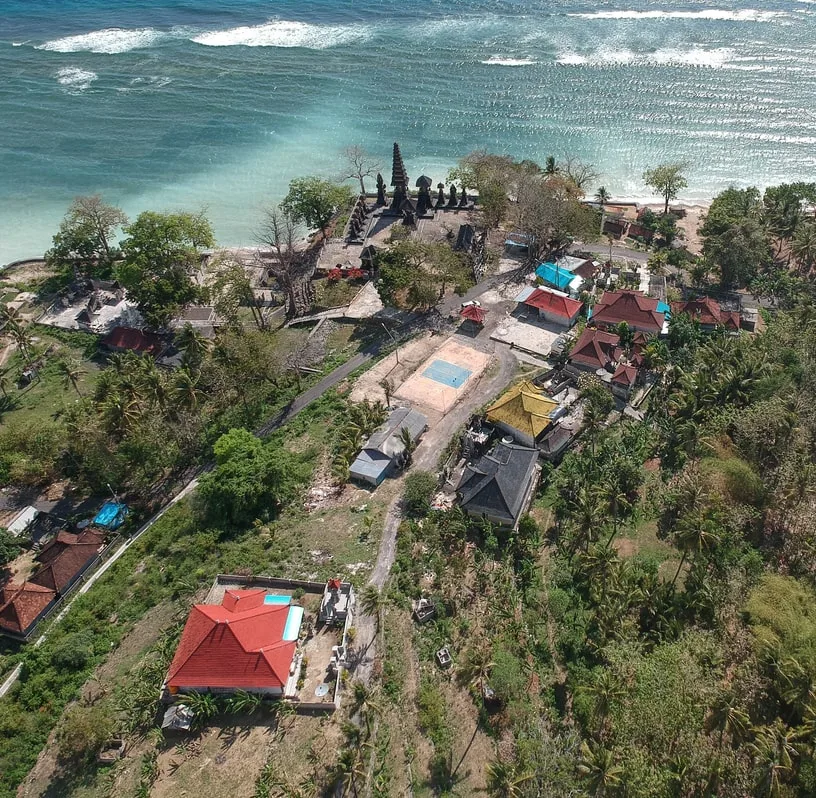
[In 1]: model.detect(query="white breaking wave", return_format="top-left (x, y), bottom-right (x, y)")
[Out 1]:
top-left (568, 9), bottom-right (786, 22)
top-left (37, 27), bottom-right (164, 54)
top-left (481, 56), bottom-right (538, 66)
top-left (55, 66), bottom-right (97, 91)
top-left (558, 47), bottom-right (736, 68)
top-left (191, 20), bottom-right (369, 48)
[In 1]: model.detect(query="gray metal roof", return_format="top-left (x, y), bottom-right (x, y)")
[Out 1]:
top-left (365, 407), bottom-right (427, 459)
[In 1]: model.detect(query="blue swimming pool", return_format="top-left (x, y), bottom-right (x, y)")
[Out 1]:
top-left (422, 359), bottom-right (472, 389)
top-left (283, 606), bottom-right (304, 641)
top-left (263, 594), bottom-right (291, 605)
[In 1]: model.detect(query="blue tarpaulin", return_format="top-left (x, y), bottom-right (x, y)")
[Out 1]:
top-left (93, 501), bottom-right (128, 530)
top-left (536, 262), bottom-right (576, 292)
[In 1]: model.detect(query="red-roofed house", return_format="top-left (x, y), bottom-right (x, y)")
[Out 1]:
top-left (0, 582), bottom-right (57, 639)
top-left (569, 328), bottom-right (622, 372)
top-left (29, 528), bottom-right (105, 595)
top-left (166, 589), bottom-right (298, 696)
top-left (523, 288), bottom-right (583, 327)
top-left (101, 327), bottom-right (165, 357)
top-left (611, 363), bottom-right (640, 399)
top-left (671, 297), bottom-right (740, 333)
top-left (591, 290), bottom-right (665, 334)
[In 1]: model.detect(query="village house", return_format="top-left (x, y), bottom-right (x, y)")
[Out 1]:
top-left (457, 440), bottom-right (540, 528)
top-left (671, 296), bottom-right (741, 333)
top-left (569, 328), bottom-right (622, 372)
top-left (515, 286), bottom-right (583, 328)
top-left (611, 362), bottom-right (640, 400)
top-left (0, 582), bottom-right (57, 640)
top-left (101, 326), bottom-right (166, 358)
top-left (535, 262), bottom-right (584, 298)
top-left (590, 289), bottom-right (667, 335)
top-left (165, 589), bottom-right (302, 697)
top-left (486, 380), bottom-right (564, 448)
top-left (349, 406), bottom-right (428, 487)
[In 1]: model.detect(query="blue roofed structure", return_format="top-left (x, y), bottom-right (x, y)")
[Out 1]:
top-left (535, 262), bottom-right (584, 297)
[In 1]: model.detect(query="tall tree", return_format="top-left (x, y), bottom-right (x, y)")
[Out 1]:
top-left (340, 145), bottom-right (381, 195)
top-left (256, 206), bottom-right (308, 318)
top-left (117, 211), bottom-right (214, 327)
top-left (643, 162), bottom-right (690, 215)
top-left (281, 176), bottom-right (353, 240)
top-left (55, 357), bottom-right (85, 397)
top-left (45, 195), bottom-right (128, 276)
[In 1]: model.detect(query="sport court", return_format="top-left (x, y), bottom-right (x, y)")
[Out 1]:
top-left (395, 338), bottom-right (490, 414)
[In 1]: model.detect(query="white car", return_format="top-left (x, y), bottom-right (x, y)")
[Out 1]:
top-left (461, 300), bottom-right (482, 308)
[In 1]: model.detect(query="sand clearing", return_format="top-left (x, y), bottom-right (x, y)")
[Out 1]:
top-left (395, 338), bottom-right (491, 414)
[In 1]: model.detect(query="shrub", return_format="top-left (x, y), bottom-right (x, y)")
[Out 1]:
top-left (403, 471), bottom-right (437, 518)
top-left (56, 703), bottom-right (114, 764)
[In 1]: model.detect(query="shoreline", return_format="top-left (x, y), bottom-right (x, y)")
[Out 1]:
top-left (0, 200), bottom-right (711, 273)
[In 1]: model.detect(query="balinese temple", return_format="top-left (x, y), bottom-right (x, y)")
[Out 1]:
top-left (390, 142), bottom-right (410, 210)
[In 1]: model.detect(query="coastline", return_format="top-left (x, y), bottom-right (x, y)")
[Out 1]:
top-left (0, 200), bottom-right (711, 273)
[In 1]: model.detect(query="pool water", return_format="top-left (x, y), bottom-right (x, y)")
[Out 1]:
top-left (263, 594), bottom-right (291, 605)
top-left (283, 606), bottom-right (304, 641)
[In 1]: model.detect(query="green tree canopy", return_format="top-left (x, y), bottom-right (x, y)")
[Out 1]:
top-left (198, 428), bottom-right (309, 525)
top-left (45, 195), bottom-right (128, 276)
top-left (281, 176), bottom-right (353, 239)
top-left (117, 211), bottom-right (214, 327)
top-left (643, 162), bottom-right (690, 215)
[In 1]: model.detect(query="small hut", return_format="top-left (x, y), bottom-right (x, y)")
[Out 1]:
top-left (459, 303), bottom-right (486, 330)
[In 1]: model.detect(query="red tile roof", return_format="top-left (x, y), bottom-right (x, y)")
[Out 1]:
top-left (460, 304), bottom-right (486, 324)
top-left (29, 529), bottom-right (104, 594)
top-left (592, 290), bottom-right (665, 334)
top-left (524, 288), bottom-right (583, 320)
top-left (0, 582), bottom-right (56, 636)
top-left (167, 590), bottom-right (296, 692)
top-left (101, 327), bottom-right (164, 356)
top-left (570, 328), bottom-right (621, 370)
top-left (671, 297), bottom-right (740, 331)
top-left (612, 363), bottom-right (639, 387)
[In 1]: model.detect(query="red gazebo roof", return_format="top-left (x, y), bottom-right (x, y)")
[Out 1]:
top-left (460, 305), bottom-right (487, 324)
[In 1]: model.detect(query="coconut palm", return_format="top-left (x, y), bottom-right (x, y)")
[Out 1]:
top-left (175, 322), bottom-right (210, 370)
top-left (749, 720), bottom-right (801, 797)
top-left (582, 671), bottom-right (626, 732)
top-left (595, 187), bottom-right (611, 236)
top-left (709, 692), bottom-right (751, 747)
top-left (791, 222), bottom-right (816, 274)
top-left (577, 740), bottom-right (623, 797)
top-left (398, 427), bottom-right (416, 466)
top-left (55, 357), bottom-right (85, 397)
top-left (458, 639), bottom-right (495, 696)
top-left (170, 369), bottom-right (202, 413)
top-left (485, 760), bottom-right (533, 798)
top-left (671, 515), bottom-right (721, 586)
top-left (359, 584), bottom-right (386, 636)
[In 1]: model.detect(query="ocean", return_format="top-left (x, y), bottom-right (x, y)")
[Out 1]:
top-left (1, 0), bottom-right (816, 264)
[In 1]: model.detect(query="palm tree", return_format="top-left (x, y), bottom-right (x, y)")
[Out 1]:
top-left (170, 369), bottom-right (202, 413)
top-left (398, 427), bottom-right (415, 467)
top-left (577, 740), bottom-right (623, 797)
top-left (102, 392), bottom-right (141, 436)
top-left (791, 222), bottom-right (816, 275)
top-left (671, 516), bottom-right (721, 586)
top-left (458, 640), bottom-right (494, 697)
top-left (749, 720), bottom-right (801, 797)
top-left (709, 692), bottom-right (751, 747)
top-left (582, 671), bottom-right (626, 733)
top-left (359, 584), bottom-right (385, 637)
top-left (379, 377), bottom-right (395, 408)
top-left (485, 760), bottom-right (533, 798)
top-left (0, 367), bottom-right (10, 399)
top-left (55, 357), bottom-right (85, 397)
top-left (175, 322), bottom-right (209, 370)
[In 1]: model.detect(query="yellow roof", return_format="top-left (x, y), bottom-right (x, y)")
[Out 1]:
top-left (486, 381), bottom-right (559, 439)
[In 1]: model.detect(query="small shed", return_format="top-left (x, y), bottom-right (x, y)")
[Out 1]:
top-left (459, 304), bottom-right (486, 327)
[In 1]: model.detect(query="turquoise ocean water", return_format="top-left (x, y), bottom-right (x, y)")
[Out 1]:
top-left (1, 0), bottom-right (816, 263)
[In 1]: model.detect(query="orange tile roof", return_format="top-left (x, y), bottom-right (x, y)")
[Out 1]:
top-left (524, 288), bottom-right (583, 320)
top-left (612, 363), bottom-right (639, 386)
top-left (0, 582), bottom-right (56, 636)
top-left (167, 591), bottom-right (296, 692)
top-left (570, 328), bottom-right (621, 370)
top-left (671, 297), bottom-right (740, 331)
top-left (592, 290), bottom-right (664, 333)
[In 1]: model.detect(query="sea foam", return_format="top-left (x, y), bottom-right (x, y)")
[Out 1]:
top-left (558, 46), bottom-right (736, 68)
top-left (191, 20), bottom-right (369, 49)
top-left (55, 66), bottom-right (97, 91)
top-left (37, 28), bottom-right (164, 54)
top-left (481, 56), bottom-right (538, 66)
top-left (568, 9), bottom-right (786, 22)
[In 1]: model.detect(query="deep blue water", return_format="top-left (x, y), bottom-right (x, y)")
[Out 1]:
top-left (1, 0), bottom-right (816, 262)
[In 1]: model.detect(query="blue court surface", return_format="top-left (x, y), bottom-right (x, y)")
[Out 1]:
top-left (422, 359), bottom-right (472, 388)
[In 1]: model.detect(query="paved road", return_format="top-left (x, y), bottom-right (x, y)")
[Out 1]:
top-left (571, 243), bottom-right (650, 264)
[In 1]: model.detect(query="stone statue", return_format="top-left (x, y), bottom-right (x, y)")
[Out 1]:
top-left (416, 175), bottom-right (433, 217)
top-left (436, 182), bottom-right (446, 209)
top-left (376, 173), bottom-right (387, 206)
top-left (458, 187), bottom-right (469, 208)
top-left (447, 184), bottom-right (458, 208)
top-left (402, 207), bottom-right (416, 227)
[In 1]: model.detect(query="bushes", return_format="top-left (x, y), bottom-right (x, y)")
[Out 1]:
top-left (403, 471), bottom-right (437, 518)
top-left (56, 702), bottom-right (114, 764)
